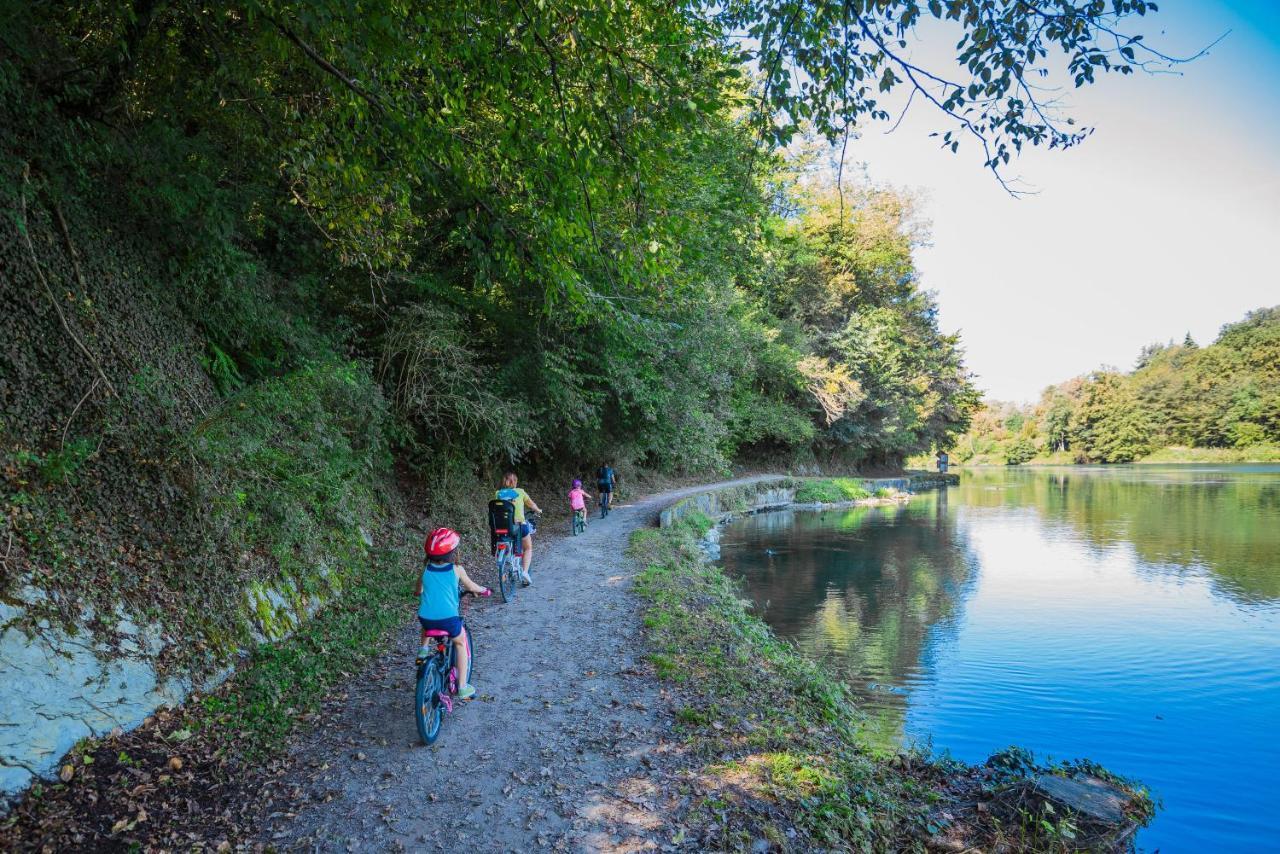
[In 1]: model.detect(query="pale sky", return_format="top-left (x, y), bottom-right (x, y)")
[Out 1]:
top-left (844, 0), bottom-right (1280, 402)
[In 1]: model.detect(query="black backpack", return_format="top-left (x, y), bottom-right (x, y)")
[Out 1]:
top-left (487, 499), bottom-right (517, 553)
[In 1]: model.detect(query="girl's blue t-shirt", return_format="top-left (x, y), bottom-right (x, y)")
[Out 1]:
top-left (419, 561), bottom-right (460, 621)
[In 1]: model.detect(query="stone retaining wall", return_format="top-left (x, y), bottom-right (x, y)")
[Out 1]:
top-left (657, 472), bottom-right (957, 529)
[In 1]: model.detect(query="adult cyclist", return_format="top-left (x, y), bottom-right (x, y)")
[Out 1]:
top-left (596, 463), bottom-right (616, 517)
top-left (495, 471), bottom-right (542, 586)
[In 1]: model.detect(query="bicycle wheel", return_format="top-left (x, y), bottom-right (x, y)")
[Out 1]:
top-left (505, 554), bottom-right (521, 596)
top-left (415, 660), bottom-right (444, 745)
top-left (461, 623), bottom-right (474, 686)
top-left (497, 549), bottom-right (515, 602)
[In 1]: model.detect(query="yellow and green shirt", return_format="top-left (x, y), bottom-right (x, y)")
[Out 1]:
top-left (495, 486), bottom-right (531, 522)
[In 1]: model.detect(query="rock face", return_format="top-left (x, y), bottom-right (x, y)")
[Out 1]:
top-left (0, 596), bottom-right (195, 798)
top-left (0, 574), bottom-right (303, 804)
top-left (1032, 773), bottom-right (1130, 825)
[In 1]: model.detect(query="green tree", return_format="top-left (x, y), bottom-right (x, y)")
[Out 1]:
top-left (1004, 437), bottom-right (1036, 465)
top-left (1071, 372), bottom-right (1154, 463)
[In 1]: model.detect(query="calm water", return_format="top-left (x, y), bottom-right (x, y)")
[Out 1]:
top-left (718, 465), bottom-right (1280, 852)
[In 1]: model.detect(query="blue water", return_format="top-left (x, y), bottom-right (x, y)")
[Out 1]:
top-left (717, 465), bottom-right (1280, 852)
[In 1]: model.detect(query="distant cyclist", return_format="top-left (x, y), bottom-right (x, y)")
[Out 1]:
top-left (596, 463), bottom-right (616, 516)
top-left (568, 478), bottom-right (592, 528)
top-left (495, 471), bottom-right (542, 586)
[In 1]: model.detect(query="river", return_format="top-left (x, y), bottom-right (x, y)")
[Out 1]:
top-left (717, 465), bottom-right (1280, 852)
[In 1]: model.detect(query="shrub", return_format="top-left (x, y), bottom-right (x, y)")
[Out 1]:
top-left (793, 477), bottom-right (871, 503)
top-left (378, 304), bottom-right (531, 461)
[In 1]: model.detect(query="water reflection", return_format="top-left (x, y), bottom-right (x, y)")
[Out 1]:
top-left (957, 465), bottom-right (1280, 603)
top-left (719, 495), bottom-right (978, 748)
top-left (717, 465), bottom-right (1280, 852)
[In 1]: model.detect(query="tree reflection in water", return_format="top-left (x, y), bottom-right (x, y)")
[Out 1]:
top-left (719, 492), bottom-right (978, 749)
top-left (957, 465), bottom-right (1280, 603)
top-left (719, 465), bottom-right (1280, 750)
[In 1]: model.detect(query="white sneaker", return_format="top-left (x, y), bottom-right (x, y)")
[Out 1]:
top-left (520, 571), bottom-right (532, 587)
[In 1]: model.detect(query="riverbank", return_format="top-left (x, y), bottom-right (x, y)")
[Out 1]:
top-left (919, 443), bottom-right (1280, 468)
top-left (0, 475), bottom-right (1153, 852)
top-left (634, 498), bottom-right (1156, 851)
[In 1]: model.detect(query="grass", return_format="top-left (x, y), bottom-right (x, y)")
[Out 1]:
top-left (630, 518), bottom-right (927, 849)
top-left (629, 517), bottom-right (1158, 851)
top-left (1137, 444), bottom-right (1280, 464)
top-left (792, 477), bottom-right (872, 504)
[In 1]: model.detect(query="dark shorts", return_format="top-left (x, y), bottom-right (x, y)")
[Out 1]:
top-left (597, 483), bottom-right (612, 493)
top-left (419, 616), bottom-right (464, 638)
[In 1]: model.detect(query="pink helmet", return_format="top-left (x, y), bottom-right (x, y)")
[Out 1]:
top-left (572, 479), bottom-right (582, 488)
top-left (425, 527), bottom-right (460, 557)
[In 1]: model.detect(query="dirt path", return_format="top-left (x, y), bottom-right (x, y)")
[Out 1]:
top-left (258, 477), bottom-right (779, 852)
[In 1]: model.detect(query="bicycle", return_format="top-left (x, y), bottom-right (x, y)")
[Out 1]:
top-left (572, 507), bottom-right (587, 535)
top-left (415, 589), bottom-right (487, 746)
top-left (488, 499), bottom-right (525, 603)
top-left (494, 533), bottom-right (520, 602)
top-left (598, 488), bottom-right (612, 518)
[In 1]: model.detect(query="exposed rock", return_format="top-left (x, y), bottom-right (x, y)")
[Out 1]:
top-left (0, 591), bottom-right (233, 803)
top-left (1032, 773), bottom-right (1129, 825)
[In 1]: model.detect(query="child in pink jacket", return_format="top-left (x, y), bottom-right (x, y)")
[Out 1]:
top-left (568, 479), bottom-right (593, 524)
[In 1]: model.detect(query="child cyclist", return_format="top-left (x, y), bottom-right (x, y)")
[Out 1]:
top-left (417, 527), bottom-right (490, 700)
top-left (568, 479), bottom-right (593, 527)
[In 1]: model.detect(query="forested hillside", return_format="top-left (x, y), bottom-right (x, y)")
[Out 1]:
top-left (949, 307), bottom-right (1280, 465)
top-left (0, 0), bottom-right (996, 669)
top-left (1, 0), bottom-right (1170, 839)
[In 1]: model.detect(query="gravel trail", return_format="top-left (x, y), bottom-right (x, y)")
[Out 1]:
top-left (259, 477), bottom-right (778, 852)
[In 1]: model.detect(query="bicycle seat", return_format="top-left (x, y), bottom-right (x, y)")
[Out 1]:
top-left (423, 629), bottom-right (451, 638)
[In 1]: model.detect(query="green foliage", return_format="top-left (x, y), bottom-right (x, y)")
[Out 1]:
top-left (720, 0), bottom-right (1163, 180)
top-left (202, 344), bottom-right (244, 396)
top-left (1071, 371), bottom-right (1153, 463)
top-left (1004, 436), bottom-right (1037, 466)
top-left (13, 439), bottom-right (96, 485)
top-left (793, 478), bottom-right (871, 504)
top-left (949, 306), bottom-right (1280, 465)
top-left (378, 304), bottom-right (530, 463)
top-left (753, 187), bottom-right (981, 464)
top-left (7, 0), bottom-right (1156, 481)
top-left (189, 360), bottom-right (389, 599)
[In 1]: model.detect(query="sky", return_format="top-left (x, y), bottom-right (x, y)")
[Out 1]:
top-left (843, 0), bottom-right (1280, 403)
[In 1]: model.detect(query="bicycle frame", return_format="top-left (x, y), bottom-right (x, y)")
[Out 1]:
top-left (493, 535), bottom-right (521, 601)
top-left (415, 603), bottom-right (475, 745)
